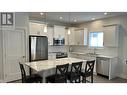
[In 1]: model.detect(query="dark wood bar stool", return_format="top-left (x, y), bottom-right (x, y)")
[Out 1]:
top-left (46, 63), bottom-right (69, 83)
top-left (81, 60), bottom-right (95, 83)
top-left (19, 62), bottom-right (42, 83)
top-left (67, 62), bottom-right (82, 83)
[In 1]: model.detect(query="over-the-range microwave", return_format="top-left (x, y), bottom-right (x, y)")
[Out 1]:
top-left (53, 38), bottom-right (65, 46)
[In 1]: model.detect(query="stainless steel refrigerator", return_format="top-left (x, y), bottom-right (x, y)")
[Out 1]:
top-left (29, 36), bottom-right (48, 62)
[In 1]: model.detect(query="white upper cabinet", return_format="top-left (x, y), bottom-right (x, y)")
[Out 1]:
top-left (54, 25), bottom-right (66, 39)
top-left (47, 27), bottom-right (54, 45)
top-left (29, 22), bottom-right (54, 45)
top-left (29, 22), bottom-right (44, 36)
top-left (74, 28), bottom-right (88, 45)
top-left (103, 25), bottom-right (119, 47)
top-left (68, 27), bottom-right (76, 45)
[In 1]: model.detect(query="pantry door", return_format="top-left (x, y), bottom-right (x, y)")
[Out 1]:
top-left (3, 29), bottom-right (26, 82)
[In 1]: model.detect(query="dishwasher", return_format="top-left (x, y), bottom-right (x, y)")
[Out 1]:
top-left (96, 57), bottom-right (109, 78)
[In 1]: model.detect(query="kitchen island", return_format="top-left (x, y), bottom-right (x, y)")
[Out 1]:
top-left (25, 57), bottom-right (87, 82)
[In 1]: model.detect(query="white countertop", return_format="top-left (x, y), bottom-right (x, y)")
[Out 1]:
top-left (25, 57), bottom-right (86, 72)
top-left (69, 52), bottom-right (117, 58)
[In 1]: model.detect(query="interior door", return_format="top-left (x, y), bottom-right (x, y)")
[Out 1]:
top-left (3, 29), bottom-right (25, 82)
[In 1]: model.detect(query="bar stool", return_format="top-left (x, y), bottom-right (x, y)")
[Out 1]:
top-left (19, 62), bottom-right (42, 83)
top-left (81, 60), bottom-right (95, 83)
top-left (46, 63), bottom-right (69, 83)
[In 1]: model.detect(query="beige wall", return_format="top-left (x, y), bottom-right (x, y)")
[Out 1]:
top-left (0, 29), bottom-right (3, 80)
top-left (77, 14), bottom-right (127, 79)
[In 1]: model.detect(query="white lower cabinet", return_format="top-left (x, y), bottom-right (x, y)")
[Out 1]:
top-left (96, 57), bottom-right (109, 76)
top-left (96, 57), bottom-right (118, 80)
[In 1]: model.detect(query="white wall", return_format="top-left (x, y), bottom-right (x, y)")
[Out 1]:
top-left (76, 14), bottom-right (127, 79)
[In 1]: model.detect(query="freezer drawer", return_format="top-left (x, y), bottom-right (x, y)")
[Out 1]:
top-left (96, 57), bottom-right (109, 76)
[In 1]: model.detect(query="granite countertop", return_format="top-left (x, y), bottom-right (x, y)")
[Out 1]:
top-left (25, 57), bottom-right (86, 72)
top-left (69, 52), bottom-right (117, 58)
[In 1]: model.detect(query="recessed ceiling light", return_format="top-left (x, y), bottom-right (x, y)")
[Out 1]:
top-left (59, 16), bottom-right (63, 19)
top-left (92, 18), bottom-right (95, 20)
top-left (40, 12), bottom-right (44, 15)
top-left (74, 19), bottom-right (77, 22)
top-left (104, 12), bottom-right (108, 15)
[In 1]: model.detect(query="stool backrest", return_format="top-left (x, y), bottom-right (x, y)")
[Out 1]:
top-left (85, 60), bottom-right (95, 74)
top-left (56, 63), bottom-right (69, 76)
top-left (19, 62), bottom-right (26, 83)
top-left (71, 62), bottom-right (82, 74)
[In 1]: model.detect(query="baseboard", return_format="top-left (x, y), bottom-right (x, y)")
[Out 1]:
top-left (118, 74), bottom-right (127, 79)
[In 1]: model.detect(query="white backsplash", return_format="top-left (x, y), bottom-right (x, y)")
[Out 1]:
top-left (48, 45), bottom-right (69, 53)
top-left (48, 45), bottom-right (118, 57)
top-left (70, 45), bottom-right (118, 56)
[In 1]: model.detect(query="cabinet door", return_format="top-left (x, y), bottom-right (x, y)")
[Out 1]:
top-left (75, 30), bottom-right (80, 45)
top-left (65, 29), bottom-right (69, 45)
top-left (96, 58), bottom-right (104, 75)
top-left (68, 27), bottom-right (76, 45)
top-left (79, 30), bottom-right (85, 45)
top-left (75, 28), bottom-right (87, 45)
top-left (29, 22), bottom-right (48, 36)
top-left (102, 58), bottom-right (109, 76)
top-left (47, 27), bottom-right (53, 45)
top-left (97, 57), bottom-right (109, 76)
top-left (54, 25), bottom-right (65, 38)
top-left (103, 26), bottom-right (118, 47)
top-left (29, 22), bottom-right (43, 35)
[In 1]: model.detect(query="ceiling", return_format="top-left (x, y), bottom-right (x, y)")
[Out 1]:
top-left (29, 12), bottom-right (127, 25)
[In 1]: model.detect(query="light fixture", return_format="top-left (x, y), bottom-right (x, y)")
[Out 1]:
top-left (44, 24), bottom-right (47, 33)
top-left (74, 19), bottom-right (77, 22)
top-left (59, 16), bottom-right (63, 19)
top-left (44, 12), bottom-right (47, 33)
top-left (68, 12), bottom-right (71, 35)
top-left (104, 12), bottom-right (108, 15)
top-left (92, 18), bottom-right (95, 20)
top-left (40, 12), bottom-right (44, 15)
top-left (68, 28), bottom-right (71, 35)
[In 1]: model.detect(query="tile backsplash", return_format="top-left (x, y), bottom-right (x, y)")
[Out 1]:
top-left (48, 45), bottom-right (69, 53)
top-left (70, 45), bottom-right (118, 56)
top-left (48, 45), bottom-right (118, 56)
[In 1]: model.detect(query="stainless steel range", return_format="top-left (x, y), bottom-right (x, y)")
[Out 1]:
top-left (56, 52), bottom-right (68, 59)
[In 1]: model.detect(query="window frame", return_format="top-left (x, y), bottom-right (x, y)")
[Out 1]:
top-left (88, 31), bottom-right (104, 48)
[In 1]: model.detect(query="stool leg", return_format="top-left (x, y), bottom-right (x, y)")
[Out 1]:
top-left (91, 74), bottom-right (93, 83)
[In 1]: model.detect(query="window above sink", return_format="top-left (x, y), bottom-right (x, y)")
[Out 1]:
top-left (89, 32), bottom-right (104, 48)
